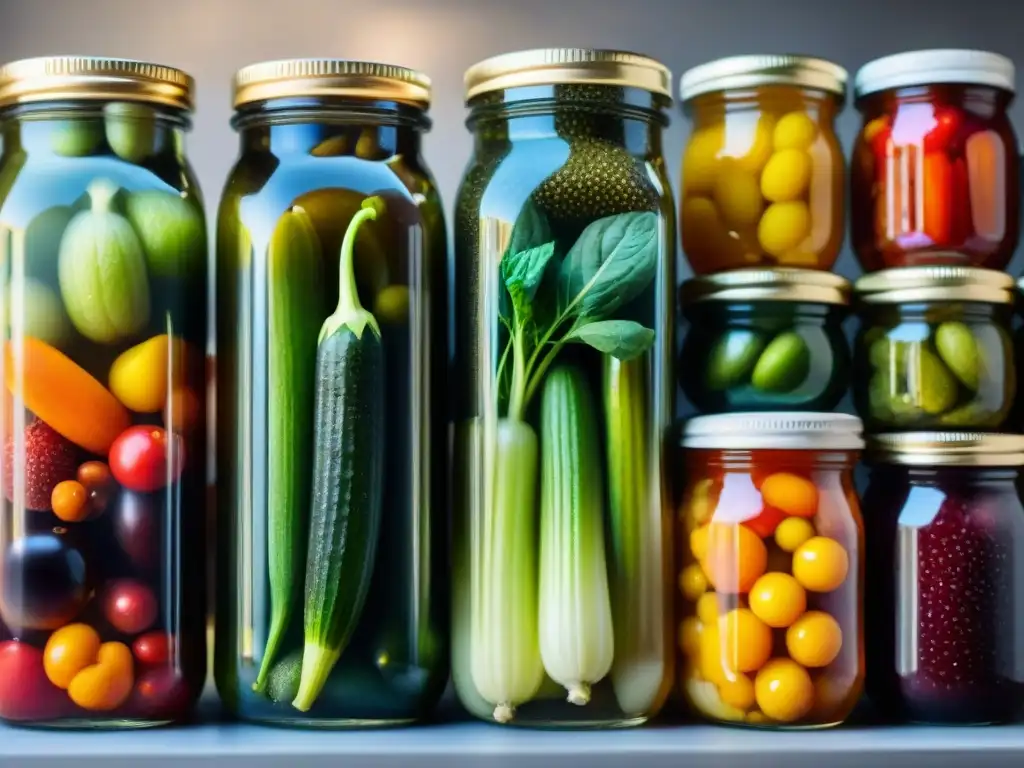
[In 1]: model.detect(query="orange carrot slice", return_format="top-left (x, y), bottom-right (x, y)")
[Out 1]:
top-left (4, 337), bottom-right (130, 455)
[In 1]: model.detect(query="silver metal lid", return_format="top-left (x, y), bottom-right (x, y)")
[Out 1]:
top-left (679, 54), bottom-right (847, 103)
top-left (867, 432), bottom-right (1024, 467)
top-left (682, 412), bottom-right (865, 450)
top-left (854, 49), bottom-right (1015, 99)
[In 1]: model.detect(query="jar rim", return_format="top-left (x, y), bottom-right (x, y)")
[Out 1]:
top-left (854, 265), bottom-right (1016, 305)
top-left (464, 48), bottom-right (672, 102)
top-left (867, 432), bottom-right (1024, 467)
top-left (681, 412), bottom-right (864, 450)
top-left (0, 55), bottom-right (193, 111)
top-left (681, 267), bottom-right (850, 306)
top-left (678, 54), bottom-right (847, 103)
top-left (232, 59), bottom-right (431, 110)
top-left (854, 49), bottom-right (1015, 100)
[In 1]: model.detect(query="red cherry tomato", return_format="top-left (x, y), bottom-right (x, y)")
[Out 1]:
top-left (133, 632), bottom-right (172, 666)
top-left (132, 668), bottom-right (191, 719)
top-left (0, 640), bottom-right (65, 721)
top-left (103, 578), bottom-right (158, 636)
top-left (109, 426), bottom-right (184, 492)
top-left (744, 505), bottom-right (787, 538)
top-left (924, 105), bottom-right (960, 152)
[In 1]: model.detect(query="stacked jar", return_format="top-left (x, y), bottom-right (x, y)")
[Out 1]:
top-left (849, 50), bottom-right (1024, 724)
top-left (675, 55), bottom-right (866, 729)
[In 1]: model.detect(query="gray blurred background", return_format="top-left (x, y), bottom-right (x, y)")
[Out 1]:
top-left (1, 0), bottom-right (1022, 283)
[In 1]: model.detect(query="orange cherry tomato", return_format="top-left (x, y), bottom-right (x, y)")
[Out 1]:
top-left (51, 480), bottom-right (89, 523)
top-left (703, 523), bottom-right (767, 594)
top-left (760, 473), bottom-right (819, 518)
top-left (44, 623), bottom-right (101, 689)
top-left (67, 642), bottom-right (133, 711)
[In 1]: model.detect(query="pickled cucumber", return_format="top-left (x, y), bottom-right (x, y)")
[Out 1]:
top-left (705, 331), bottom-right (764, 391)
top-left (751, 332), bottom-right (810, 393)
top-left (934, 321), bottom-right (981, 390)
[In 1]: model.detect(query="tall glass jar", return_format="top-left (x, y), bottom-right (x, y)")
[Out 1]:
top-left (853, 266), bottom-right (1016, 431)
top-left (864, 433), bottom-right (1024, 724)
top-left (851, 50), bottom-right (1019, 272)
top-left (0, 57), bottom-right (208, 727)
top-left (214, 60), bottom-right (448, 726)
top-left (679, 268), bottom-right (851, 413)
top-left (451, 49), bottom-right (675, 727)
top-left (677, 413), bottom-right (865, 728)
top-left (678, 55), bottom-right (847, 274)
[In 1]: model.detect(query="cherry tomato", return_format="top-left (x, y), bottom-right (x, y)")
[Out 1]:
top-left (67, 641), bottom-right (133, 711)
top-left (133, 632), bottom-right (172, 666)
top-left (0, 640), bottom-right (64, 721)
top-left (52, 480), bottom-right (89, 523)
top-left (77, 461), bottom-right (115, 514)
top-left (103, 578), bottom-right (158, 635)
top-left (744, 505), bottom-right (786, 538)
top-left (109, 426), bottom-right (184, 492)
top-left (44, 623), bottom-right (101, 689)
top-left (923, 105), bottom-right (960, 152)
top-left (132, 668), bottom-right (191, 718)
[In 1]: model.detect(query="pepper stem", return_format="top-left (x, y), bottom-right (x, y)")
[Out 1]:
top-left (87, 178), bottom-right (119, 213)
top-left (318, 196), bottom-right (385, 344)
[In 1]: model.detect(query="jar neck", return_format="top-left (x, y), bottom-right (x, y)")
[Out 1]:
top-left (870, 463), bottom-right (1021, 492)
top-left (857, 84), bottom-right (1014, 121)
top-left (688, 300), bottom-right (845, 323)
top-left (687, 448), bottom-right (859, 473)
top-left (0, 100), bottom-right (189, 157)
top-left (466, 84), bottom-right (668, 156)
top-left (232, 97), bottom-right (427, 158)
top-left (685, 86), bottom-right (840, 123)
top-left (862, 300), bottom-right (1011, 324)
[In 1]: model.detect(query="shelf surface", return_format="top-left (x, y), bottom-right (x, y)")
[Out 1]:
top-left (3, 711), bottom-right (1024, 768)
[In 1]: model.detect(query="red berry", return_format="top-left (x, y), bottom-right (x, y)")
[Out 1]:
top-left (3, 420), bottom-right (78, 511)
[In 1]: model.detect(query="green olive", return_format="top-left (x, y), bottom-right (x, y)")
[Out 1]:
top-left (104, 102), bottom-right (157, 163)
top-left (751, 331), bottom-right (810, 393)
top-left (705, 330), bottom-right (764, 391)
top-left (50, 119), bottom-right (103, 157)
top-left (934, 321), bottom-right (981, 390)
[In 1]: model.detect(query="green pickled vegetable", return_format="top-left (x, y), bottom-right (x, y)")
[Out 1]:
top-left (51, 119), bottom-right (103, 157)
top-left (104, 102), bottom-right (157, 163)
top-left (124, 189), bottom-right (206, 279)
top-left (751, 331), bottom-right (810, 393)
top-left (705, 330), bottom-right (764, 391)
top-left (253, 206), bottom-right (325, 694)
top-left (293, 197), bottom-right (386, 713)
top-left (934, 321), bottom-right (981, 390)
top-left (906, 346), bottom-right (958, 414)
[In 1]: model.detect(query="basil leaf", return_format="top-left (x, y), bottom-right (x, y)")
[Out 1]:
top-left (566, 319), bottom-right (655, 360)
top-left (507, 198), bottom-right (552, 256)
top-left (501, 241), bottom-right (556, 302)
top-left (558, 210), bottom-right (659, 319)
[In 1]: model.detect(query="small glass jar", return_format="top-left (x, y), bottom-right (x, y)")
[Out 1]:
top-left (215, 60), bottom-right (449, 726)
top-left (452, 49), bottom-right (675, 728)
top-left (864, 433), bottom-right (1024, 724)
top-left (0, 57), bottom-right (208, 727)
top-left (851, 50), bottom-right (1019, 271)
top-left (853, 266), bottom-right (1016, 431)
top-left (678, 55), bottom-right (847, 274)
top-left (677, 413), bottom-right (864, 729)
top-left (679, 268), bottom-right (851, 413)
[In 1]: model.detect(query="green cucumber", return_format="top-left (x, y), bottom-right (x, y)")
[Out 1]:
top-left (253, 206), bottom-right (324, 693)
top-left (292, 197), bottom-right (386, 712)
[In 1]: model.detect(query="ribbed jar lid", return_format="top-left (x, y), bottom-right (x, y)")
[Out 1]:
top-left (867, 432), bottom-right (1024, 467)
top-left (682, 412), bottom-right (864, 450)
top-left (679, 54), bottom-right (847, 103)
top-left (854, 49), bottom-right (1015, 99)
top-left (854, 265), bottom-right (1016, 304)
top-left (681, 267), bottom-right (850, 306)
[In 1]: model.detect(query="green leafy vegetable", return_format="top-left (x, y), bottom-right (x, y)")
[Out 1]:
top-left (566, 319), bottom-right (654, 361)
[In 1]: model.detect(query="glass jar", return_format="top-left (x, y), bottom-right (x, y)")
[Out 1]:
top-left (0, 57), bottom-right (208, 726)
top-left (451, 49), bottom-right (675, 727)
top-left (679, 268), bottom-right (851, 413)
top-left (214, 60), bottom-right (448, 726)
top-left (678, 55), bottom-right (847, 274)
top-left (853, 266), bottom-right (1016, 431)
top-left (851, 50), bottom-right (1019, 271)
top-left (677, 413), bottom-right (865, 728)
top-left (864, 433), bottom-right (1024, 724)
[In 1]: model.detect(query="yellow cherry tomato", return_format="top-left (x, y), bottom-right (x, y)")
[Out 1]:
top-left (754, 658), bottom-right (815, 723)
top-left (773, 112), bottom-right (818, 151)
top-left (696, 591), bottom-right (720, 625)
top-left (683, 126), bottom-right (725, 193)
top-left (748, 572), bottom-right (807, 628)
top-left (713, 162), bottom-right (762, 228)
top-left (679, 564), bottom-right (708, 602)
top-left (757, 201), bottom-right (810, 257)
top-left (775, 517), bottom-right (815, 552)
top-left (704, 523), bottom-right (767, 594)
top-left (44, 623), bottom-right (102, 689)
top-left (760, 149), bottom-right (812, 203)
top-left (719, 672), bottom-right (756, 710)
top-left (746, 709), bottom-right (771, 724)
top-left (787, 610), bottom-right (843, 667)
top-left (690, 524), bottom-right (710, 561)
top-left (679, 616), bottom-right (702, 657)
top-left (734, 115), bottom-right (775, 173)
top-left (685, 477), bottom-right (718, 526)
top-left (792, 536), bottom-right (850, 593)
top-left (67, 642), bottom-right (134, 712)
top-left (721, 608), bottom-right (772, 673)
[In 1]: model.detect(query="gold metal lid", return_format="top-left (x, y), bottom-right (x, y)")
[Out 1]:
top-left (682, 412), bottom-right (864, 451)
top-left (854, 265), bottom-right (1016, 304)
top-left (681, 267), bottom-right (850, 306)
top-left (0, 56), bottom-right (194, 111)
top-left (868, 432), bottom-right (1024, 467)
top-left (679, 54), bottom-right (848, 103)
top-left (464, 48), bottom-right (672, 101)
top-left (232, 59), bottom-right (431, 109)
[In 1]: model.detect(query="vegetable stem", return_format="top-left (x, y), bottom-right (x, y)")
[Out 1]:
top-left (319, 196), bottom-right (385, 343)
top-left (292, 642), bottom-right (340, 712)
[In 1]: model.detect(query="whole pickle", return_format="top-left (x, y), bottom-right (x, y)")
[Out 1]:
top-left (57, 178), bottom-right (150, 343)
top-left (2, 277), bottom-right (70, 347)
top-left (124, 189), bottom-right (206, 279)
top-left (939, 401), bottom-right (997, 427)
top-left (51, 119), bottom-right (103, 157)
top-left (104, 102), bottom-right (157, 163)
top-left (934, 321), bottom-right (981, 390)
top-left (869, 369), bottom-right (922, 425)
top-left (705, 330), bottom-right (764, 391)
top-left (751, 331), bottom-right (810, 393)
top-left (905, 345), bottom-right (958, 415)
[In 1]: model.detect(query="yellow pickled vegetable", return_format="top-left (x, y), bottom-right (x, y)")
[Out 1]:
top-left (757, 201), bottom-right (810, 256)
top-left (760, 149), bottom-right (812, 203)
top-left (683, 126), bottom-right (724, 193)
top-left (773, 112), bottom-right (817, 151)
top-left (713, 162), bottom-right (762, 228)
